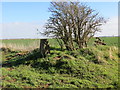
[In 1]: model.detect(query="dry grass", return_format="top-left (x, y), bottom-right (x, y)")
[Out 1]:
top-left (0, 41), bottom-right (39, 51)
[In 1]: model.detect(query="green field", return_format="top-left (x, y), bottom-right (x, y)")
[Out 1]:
top-left (1, 37), bottom-right (119, 88)
top-left (88, 37), bottom-right (119, 47)
top-left (1, 37), bottom-right (119, 51)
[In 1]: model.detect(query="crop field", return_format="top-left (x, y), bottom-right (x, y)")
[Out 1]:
top-left (0, 37), bottom-right (119, 51)
top-left (88, 37), bottom-right (119, 47)
top-left (0, 36), bottom-right (119, 88)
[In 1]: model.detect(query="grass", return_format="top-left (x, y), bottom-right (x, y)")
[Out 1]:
top-left (1, 39), bottom-right (40, 51)
top-left (0, 36), bottom-right (119, 88)
top-left (1, 37), bottom-right (119, 51)
top-left (88, 37), bottom-right (119, 47)
top-left (1, 44), bottom-right (119, 88)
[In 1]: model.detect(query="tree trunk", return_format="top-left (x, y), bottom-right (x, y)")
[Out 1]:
top-left (40, 39), bottom-right (50, 57)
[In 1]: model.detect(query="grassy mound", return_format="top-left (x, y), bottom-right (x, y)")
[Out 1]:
top-left (1, 46), bottom-right (119, 88)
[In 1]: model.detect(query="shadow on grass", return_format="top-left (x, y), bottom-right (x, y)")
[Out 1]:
top-left (2, 47), bottom-right (65, 68)
top-left (2, 48), bottom-right (43, 67)
top-left (2, 47), bottom-right (73, 75)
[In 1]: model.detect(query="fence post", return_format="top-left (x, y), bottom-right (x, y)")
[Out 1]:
top-left (40, 39), bottom-right (50, 57)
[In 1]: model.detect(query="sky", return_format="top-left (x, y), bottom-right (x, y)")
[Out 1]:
top-left (0, 1), bottom-right (118, 39)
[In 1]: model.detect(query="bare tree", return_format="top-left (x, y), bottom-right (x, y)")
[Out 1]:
top-left (44, 1), bottom-right (106, 50)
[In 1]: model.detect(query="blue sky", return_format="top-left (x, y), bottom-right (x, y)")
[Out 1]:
top-left (1, 2), bottom-right (118, 39)
top-left (2, 2), bottom-right (50, 23)
top-left (2, 2), bottom-right (118, 22)
top-left (87, 2), bottom-right (118, 18)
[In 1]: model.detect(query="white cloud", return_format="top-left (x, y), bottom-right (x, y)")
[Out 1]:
top-left (0, 16), bottom-right (118, 39)
top-left (1, 21), bottom-right (46, 39)
top-left (96, 16), bottom-right (118, 37)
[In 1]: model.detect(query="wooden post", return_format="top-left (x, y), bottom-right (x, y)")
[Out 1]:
top-left (94, 37), bottom-right (106, 46)
top-left (40, 39), bottom-right (50, 57)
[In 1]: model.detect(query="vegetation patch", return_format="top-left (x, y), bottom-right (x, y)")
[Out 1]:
top-left (1, 45), bottom-right (119, 88)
